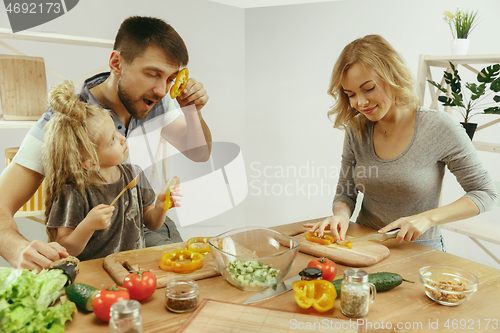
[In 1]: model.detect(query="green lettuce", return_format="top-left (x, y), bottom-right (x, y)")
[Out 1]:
top-left (0, 267), bottom-right (77, 333)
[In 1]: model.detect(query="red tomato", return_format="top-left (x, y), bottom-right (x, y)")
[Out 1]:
top-left (307, 257), bottom-right (337, 281)
top-left (92, 285), bottom-right (130, 322)
top-left (123, 269), bottom-right (157, 302)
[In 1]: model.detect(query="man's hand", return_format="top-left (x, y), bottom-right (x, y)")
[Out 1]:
top-left (18, 240), bottom-right (69, 271)
top-left (176, 78), bottom-right (209, 111)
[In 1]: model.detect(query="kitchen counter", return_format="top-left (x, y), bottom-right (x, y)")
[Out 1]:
top-left (65, 219), bottom-right (500, 332)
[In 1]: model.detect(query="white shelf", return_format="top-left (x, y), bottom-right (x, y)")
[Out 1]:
top-left (0, 28), bottom-right (113, 48)
top-left (417, 54), bottom-right (500, 154)
top-left (473, 141), bottom-right (500, 154)
top-left (0, 117), bottom-right (37, 129)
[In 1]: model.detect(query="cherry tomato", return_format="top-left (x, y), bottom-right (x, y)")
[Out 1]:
top-left (307, 257), bottom-right (337, 282)
top-left (92, 285), bottom-right (130, 322)
top-left (123, 268), bottom-right (157, 302)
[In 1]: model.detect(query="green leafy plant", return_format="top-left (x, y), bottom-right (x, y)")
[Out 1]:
top-left (427, 62), bottom-right (500, 123)
top-left (444, 8), bottom-right (479, 39)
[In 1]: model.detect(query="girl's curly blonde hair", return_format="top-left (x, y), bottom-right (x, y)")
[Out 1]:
top-left (42, 80), bottom-right (108, 242)
top-left (327, 35), bottom-right (420, 136)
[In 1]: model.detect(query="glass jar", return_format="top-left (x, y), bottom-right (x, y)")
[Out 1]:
top-left (340, 269), bottom-right (376, 318)
top-left (299, 267), bottom-right (323, 281)
top-left (165, 279), bottom-right (200, 313)
top-left (109, 300), bottom-right (143, 333)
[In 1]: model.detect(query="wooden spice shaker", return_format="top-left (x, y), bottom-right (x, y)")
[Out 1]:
top-left (340, 269), bottom-right (376, 318)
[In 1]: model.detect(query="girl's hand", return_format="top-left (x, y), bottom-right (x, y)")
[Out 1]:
top-left (84, 204), bottom-right (115, 231)
top-left (378, 214), bottom-right (433, 243)
top-left (170, 185), bottom-right (183, 208)
top-left (303, 215), bottom-right (350, 242)
top-left (156, 185), bottom-right (184, 211)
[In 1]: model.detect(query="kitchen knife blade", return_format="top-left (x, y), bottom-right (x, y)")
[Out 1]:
top-left (242, 275), bottom-right (301, 304)
top-left (337, 229), bottom-right (399, 245)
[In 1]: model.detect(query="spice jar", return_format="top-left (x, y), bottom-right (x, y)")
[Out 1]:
top-left (165, 279), bottom-right (200, 313)
top-left (109, 300), bottom-right (143, 333)
top-left (340, 269), bottom-right (376, 318)
top-left (299, 267), bottom-right (323, 281)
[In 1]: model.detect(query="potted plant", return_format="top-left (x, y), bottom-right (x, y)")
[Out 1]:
top-left (443, 8), bottom-right (479, 55)
top-left (427, 62), bottom-right (500, 140)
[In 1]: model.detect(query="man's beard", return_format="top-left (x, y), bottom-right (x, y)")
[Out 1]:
top-left (117, 76), bottom-right (156, 120)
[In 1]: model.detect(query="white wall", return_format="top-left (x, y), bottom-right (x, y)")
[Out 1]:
top-left (1, 0), bottom-right (499, 268)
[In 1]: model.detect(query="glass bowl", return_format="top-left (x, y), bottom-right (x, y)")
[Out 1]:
top-left (208, 227), bottom-right (300, 291)
top-left (419, 266), bottom-right (478, 306)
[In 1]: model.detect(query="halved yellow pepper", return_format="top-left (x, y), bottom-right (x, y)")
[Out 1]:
top-left (186, 237), bottom-right (210, 253)
top-left (159, 249), bottom-right (204, 273)
top-left (291, 279), bottom-right (336, 312)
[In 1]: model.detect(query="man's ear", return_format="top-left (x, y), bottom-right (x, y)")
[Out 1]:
top-left (109, 50), bottom-right (123, 77)
top-left (82, 159), bottom-right (98, 171)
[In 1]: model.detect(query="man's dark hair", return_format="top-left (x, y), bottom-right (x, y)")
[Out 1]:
top-left (114, 16), bottom-right (188, 66)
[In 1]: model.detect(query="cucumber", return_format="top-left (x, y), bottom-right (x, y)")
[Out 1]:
top-left (331, 272), bottom-right (414, 298)
top-left (65, 282), bottom-right (99, 312)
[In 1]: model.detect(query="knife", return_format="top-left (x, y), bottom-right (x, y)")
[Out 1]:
top-left (242, 275), bottom-right (301, 304)
top-left (337, 228), bottom-right (400, 245)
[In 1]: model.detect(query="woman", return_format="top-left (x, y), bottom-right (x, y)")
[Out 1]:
top-left (305, 35), bottom-right (497, 250)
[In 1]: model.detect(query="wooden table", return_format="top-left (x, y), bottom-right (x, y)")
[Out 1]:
top-left (65, 219), bottom-right (500, 333)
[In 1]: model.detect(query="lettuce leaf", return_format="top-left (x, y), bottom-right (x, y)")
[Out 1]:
top-left (0, 268), bottom-right (77, 333)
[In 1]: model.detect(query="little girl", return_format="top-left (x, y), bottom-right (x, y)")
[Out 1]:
top-left (42, 80), bottom-right (182, 261)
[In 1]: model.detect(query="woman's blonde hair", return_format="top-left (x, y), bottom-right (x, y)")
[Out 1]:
top-left (42, 80), bottom-right (107, 242)
top-left (327, 35), bottom-right (419, 135)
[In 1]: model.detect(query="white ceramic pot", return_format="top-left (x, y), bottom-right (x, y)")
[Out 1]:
top-left (451, 39), bottom-right (470, 55)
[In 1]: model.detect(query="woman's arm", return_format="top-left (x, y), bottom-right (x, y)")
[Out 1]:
top-left (379, 197), bottom-right (479, 242)
top-left (56, 204), bottom-right (115, 256)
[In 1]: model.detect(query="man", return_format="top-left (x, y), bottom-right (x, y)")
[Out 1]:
top-left (0, 16), bottom-right (212, 270)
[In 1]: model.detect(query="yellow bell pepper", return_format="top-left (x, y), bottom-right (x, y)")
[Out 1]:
top-left (291, 279), bottom-right (336, 312)
top-left (186, 237), bottom-right (210, 253)
top-left (305, 232), bottom-right (331, 245)
top-left (159, 249), bottom-right (204, 273)
top-left (337, 240), bottom-right (353, 249)
top-left (163, 176), bottom-right (180, 211)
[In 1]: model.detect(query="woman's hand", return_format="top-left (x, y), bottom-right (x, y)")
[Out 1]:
top-left (303, 215), bottom-right (350, 242)
top-left (378, 213), bottom-right (433, 243)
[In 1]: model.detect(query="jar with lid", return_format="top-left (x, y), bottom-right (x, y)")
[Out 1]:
top-left (165, 279), bottom-right (200, 313)
top-left (299, 267), bottom-right (323, 281)
top-left (340, 269), bottom-right (376, 318)
top-left (109, 300), bottom-right (143, 333)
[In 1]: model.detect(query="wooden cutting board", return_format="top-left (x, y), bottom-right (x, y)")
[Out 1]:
top-left (103, 242), bottom-right (219, 288)
top-left (292, 231), bottom-right (390, 267)
top-left (176, 299), bottom-right (361, 333)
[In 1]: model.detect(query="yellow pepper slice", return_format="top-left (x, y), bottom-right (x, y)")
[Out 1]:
top-left (337, 240), bottom-right (353, 249)
top-left (291, 279), bottom-right (336, 312)
top-left (186, 237), bottom-right (210, 253)
top-left (159, 249), bottom-right (204, 273)
top-left (305, 232), bottom-right (331, 246)
top-left (163, 176), bottom-right (180, 211)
